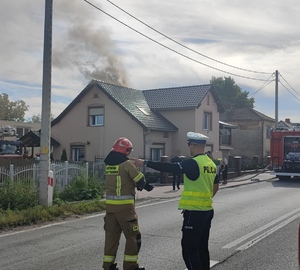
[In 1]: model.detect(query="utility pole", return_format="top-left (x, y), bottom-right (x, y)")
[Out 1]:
top-left (39, 0), bottom-right (53, 205)
top-left (275, 70), bottom-right (279, 129)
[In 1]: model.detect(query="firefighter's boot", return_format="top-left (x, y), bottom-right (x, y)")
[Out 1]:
top-left (109, 263), bottom-right (119, 270)
top-left (133, 267), bottom-right (145, 270)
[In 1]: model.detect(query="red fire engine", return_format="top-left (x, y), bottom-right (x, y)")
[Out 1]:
top-left (270, 128), bottom-right (300, 180)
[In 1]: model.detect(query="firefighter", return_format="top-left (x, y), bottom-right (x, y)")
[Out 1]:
top-left (102, 137), bottom-right (154, 270)
top-left (132, 132), bottom-right (219, 270)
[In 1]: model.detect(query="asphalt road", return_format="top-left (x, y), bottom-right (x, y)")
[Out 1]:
top-left (0, 176), bottom-right (299, 270)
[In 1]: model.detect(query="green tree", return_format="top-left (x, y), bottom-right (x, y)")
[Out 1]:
top-left (0, 93), bottom-right (28, 121)
top-left (210, 76), bottom-right (254, 111)
top-left (61, 148), bottom-right (68, 161)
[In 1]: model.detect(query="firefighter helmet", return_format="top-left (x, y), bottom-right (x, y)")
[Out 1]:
top-left (112, 137), bottom-right (133, 155)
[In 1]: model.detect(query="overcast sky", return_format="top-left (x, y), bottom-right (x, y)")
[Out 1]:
top-left (1, 0), bottom-right (300, 122)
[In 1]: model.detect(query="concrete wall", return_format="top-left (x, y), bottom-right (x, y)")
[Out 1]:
top-left (228, 119), bottom-right (274, 165)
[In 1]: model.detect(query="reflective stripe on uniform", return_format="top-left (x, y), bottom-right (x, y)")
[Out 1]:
top-left (116, 175), bottom-right (121, 196)
top-left (103, 255), bottom-right (115, 263)
top-left (106, 165), bottom-right (119, 175)
top-left (133, 172), bottom-right (144, 183)
top-left (182, 190), bottom-right (212, 198)
top-left (124, 254), bottom-right (138, 262)
top-left (179, 199), bottom-right (212, 207)
top-left (106, 199), bottom-right (134, 205)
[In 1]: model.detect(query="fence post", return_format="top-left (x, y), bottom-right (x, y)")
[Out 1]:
top-left (9, 164), bottom-right (14, 181)
top-left (234, 156), bottom-right (242, 176)
top-left (32, 163), bottom-right (37, 182)
top-left (86, 162), bottom-right (89, 179)
top-left (48, 170), bottom-right (54, 206)
top-left (50, 163), bottom-right (56, 189)
top-left (64, 161), bottom-right (68, 188)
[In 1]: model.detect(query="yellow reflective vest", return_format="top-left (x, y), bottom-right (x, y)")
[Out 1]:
top-left (178, 155), bottom-right (216, 211)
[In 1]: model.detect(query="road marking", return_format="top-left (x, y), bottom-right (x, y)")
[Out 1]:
top-left (210, 260), bottom-right (219, 267)
top-left (237, 212), bottom-right (300, 250)
top-left (223, 206), bottom-right (300, 249)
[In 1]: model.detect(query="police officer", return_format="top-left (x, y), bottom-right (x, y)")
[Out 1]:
top-left (132, 132), bottom-right (219, 270)
top-left (103, 137), bottom-right (154, 270)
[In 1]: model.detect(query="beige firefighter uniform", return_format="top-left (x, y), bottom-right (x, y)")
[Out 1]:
top-left (103, 160), bottom-right (145, 270)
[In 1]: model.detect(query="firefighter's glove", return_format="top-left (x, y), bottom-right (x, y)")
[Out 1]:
top-left (144, 182), bottom-right (154, 192)
top-left (137, 186), bottom-right (143, 191)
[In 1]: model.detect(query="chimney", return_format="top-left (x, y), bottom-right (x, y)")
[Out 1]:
top-left (285, 118), bottom-right (291, 123)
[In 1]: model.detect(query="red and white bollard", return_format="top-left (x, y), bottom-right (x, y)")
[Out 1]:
top-left (48, 170), bottom-right (54, 206)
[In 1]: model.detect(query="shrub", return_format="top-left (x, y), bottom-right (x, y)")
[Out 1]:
top-left (61, 148), bottom-right (68, 161)
top-left (0, 179), bottom-right (38, 211)
top-left (56, 174), bottom-right (105, 202)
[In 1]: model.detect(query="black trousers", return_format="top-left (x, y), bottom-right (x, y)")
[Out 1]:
top-left (222, 165), bottom-right (228, 180)
top-left (181, 210), bottom-right (214, 270)
top-left (172, 173), bottom-right (181, 189)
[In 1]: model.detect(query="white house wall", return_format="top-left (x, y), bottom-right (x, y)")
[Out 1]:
top-left (51, 86), bottom-right (144, 161)
top-left (195, 92), bottom-right (221, 158)
top-left (158, 109), bottom-right (195, 157)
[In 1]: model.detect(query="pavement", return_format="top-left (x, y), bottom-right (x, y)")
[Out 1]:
top-left (135, 170), bottom-right (276, 201)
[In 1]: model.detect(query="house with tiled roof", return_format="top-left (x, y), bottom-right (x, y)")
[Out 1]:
top-left (220, 107), bottom-right (275, 167)
top-left (277, 118), bottom-right (300, 129)
top-left (50, 80), bottom-right (227, 162)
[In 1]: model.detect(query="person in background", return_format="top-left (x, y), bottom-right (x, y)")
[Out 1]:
top-left (170, 156), bottom-right (183, 190)
top-left (132, 132), bottom-right (219, 270)
top-left (102, 137), bottom-right (154, 270)
top-left (222, 157), bottom-right (228, 184)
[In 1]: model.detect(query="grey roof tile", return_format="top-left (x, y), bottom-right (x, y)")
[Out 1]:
top-left (220, 107), bottom-right (274, 122)
top-left (143, 84), bottom-right (213, 110)
top-left (95, 80), bottom-right (178, 131)
top-left (52, 80), bottom-right (224, 132)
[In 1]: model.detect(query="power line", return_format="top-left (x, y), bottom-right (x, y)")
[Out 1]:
top-left (106, 0), bottom-right (272, 75)
top-left (279, 81), bottom-right (300, 102)
top-left (249, 73), bottom-right (275, 97)
top-left (279, 74), bottom-right (300, 98)
top-left (84, 0), bottom-right (270, 82)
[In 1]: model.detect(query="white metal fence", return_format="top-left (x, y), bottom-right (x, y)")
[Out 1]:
top-left (0, 161), bottom-right (106, 189)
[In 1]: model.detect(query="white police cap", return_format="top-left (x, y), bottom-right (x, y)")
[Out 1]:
top-left (187, 132), bottom-right (209, 144)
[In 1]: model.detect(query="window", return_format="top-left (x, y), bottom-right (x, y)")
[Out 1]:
top-left (150, 148), bottom-right (163, 161)
top-left (71, 146), bottom-right (85, 161)
top-left (266, 126), bottom-right (272, 139)
top-left (150, 143), bottom-right (165, 161)
top-left (89, 107), bottom-right (104, 126)
top-left (204, 112), bottom-right (212, 130)
top-left (163, 132), bottom-right (169, 138)
top-left (16, 127), bottom-right (30, 137)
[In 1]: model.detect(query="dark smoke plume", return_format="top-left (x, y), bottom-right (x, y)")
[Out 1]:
top-left (52, 1), bottom-right (128, 86)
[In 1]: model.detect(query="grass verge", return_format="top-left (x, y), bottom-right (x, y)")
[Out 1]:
top-left (0, 197), bottom-right (105, 231)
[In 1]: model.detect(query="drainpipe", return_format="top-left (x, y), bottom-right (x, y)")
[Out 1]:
top-left (143, 129), bottom-right (150, 173)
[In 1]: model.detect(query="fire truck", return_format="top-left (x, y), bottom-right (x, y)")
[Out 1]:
top-left (0, 140), bottom-right (27, 160)
top-left (270, 128), bottom-right (300, 180)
